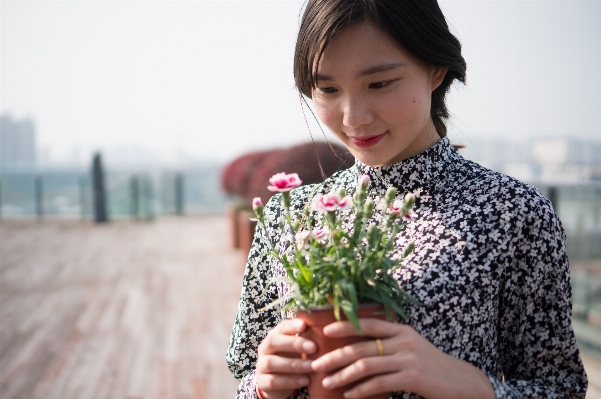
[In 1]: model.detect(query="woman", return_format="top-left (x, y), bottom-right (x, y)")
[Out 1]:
top-left (227, 0), bottom-right (588, 398)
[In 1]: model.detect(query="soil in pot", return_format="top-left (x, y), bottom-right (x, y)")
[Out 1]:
top-left (296, 304), bottom-right (391, 399)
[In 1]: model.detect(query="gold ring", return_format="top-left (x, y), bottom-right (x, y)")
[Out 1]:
top-left (375, 338), bottom-right (384, 356)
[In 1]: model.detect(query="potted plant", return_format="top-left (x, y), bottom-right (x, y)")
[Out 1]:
top-left (252, 172), bottom-right (419, 399)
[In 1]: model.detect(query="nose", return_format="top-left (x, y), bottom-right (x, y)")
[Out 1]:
top-left (342, 96), bottom-right (374, 129)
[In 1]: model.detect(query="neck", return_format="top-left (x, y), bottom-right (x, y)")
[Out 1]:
top-left (383, 121), bottom-right (440, 166)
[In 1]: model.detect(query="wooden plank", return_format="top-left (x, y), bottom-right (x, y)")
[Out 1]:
top-left (0, 217), bottom-right (242, 399)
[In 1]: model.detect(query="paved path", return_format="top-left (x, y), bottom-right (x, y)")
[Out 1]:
top-left (1, 217), bottom-right (600, 398)
top-left (0, 217), bottom-right (243, 399)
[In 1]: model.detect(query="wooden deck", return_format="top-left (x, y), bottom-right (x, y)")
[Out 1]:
top-left (0, 217), bottom-right (243, 399)
top-left (1, 217), bottom-right (600, 399)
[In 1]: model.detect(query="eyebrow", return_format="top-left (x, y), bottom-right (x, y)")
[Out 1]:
top-left (316, 62), bottom-right (406, 82)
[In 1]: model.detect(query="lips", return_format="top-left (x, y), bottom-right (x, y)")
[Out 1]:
top-left (350, 132), bottom-right (387, 148)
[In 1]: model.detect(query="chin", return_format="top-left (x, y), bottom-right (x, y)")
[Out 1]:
top-left (349, 143), bottom-right (406, 167)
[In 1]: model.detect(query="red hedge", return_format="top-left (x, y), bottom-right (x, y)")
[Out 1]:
top-left (221, 150), bottom-right (270, 198)
top-left (222, 142), bottom-right (352, 204)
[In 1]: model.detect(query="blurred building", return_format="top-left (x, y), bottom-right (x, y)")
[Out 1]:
top-left (460, 136), bottom-right (601, 183)
top-left (0, 114), bottom-right (36, 169)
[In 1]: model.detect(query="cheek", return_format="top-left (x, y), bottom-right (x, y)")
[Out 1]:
top-left (314, 102), bottom-right (341, 132)
top-left (382, 87), bottom-right (431, 126)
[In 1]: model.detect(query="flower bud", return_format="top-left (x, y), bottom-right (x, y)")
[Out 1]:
top-left (385, 187), bottom-right (397, 202)
top-left (404, 192), bottom-right (416, 207)
top-left (252, 197), bottom-right (263, 210)
top-left (337, 187), bottom-right (346, 197)
top-left (363, 198), bottom-right (374, 215)
top-left (359, 174), bottom-right (370, 189)
top-left (403, 241), bottom-right (415, 258)
top-left (252, 197), bottom-right (264, 218)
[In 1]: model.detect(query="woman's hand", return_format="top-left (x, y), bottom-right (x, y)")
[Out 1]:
top-left (310, 319), bottom-right (495, 399)
top-left (256, 319), bottom-right (316, 399)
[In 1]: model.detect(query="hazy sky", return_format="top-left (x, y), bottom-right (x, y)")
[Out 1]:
top-left (1, 0), bottom-right (600, 166)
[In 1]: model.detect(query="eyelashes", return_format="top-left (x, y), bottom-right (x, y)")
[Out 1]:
top-left (318, 87), bottom-right (338, 94)
top-left (316, 79), bottom-right (399, 94)
top-left (369, 79), bottom-right (398, 89)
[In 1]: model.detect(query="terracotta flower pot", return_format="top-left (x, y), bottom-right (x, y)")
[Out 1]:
top-left (227, 203), bottom-right (241, 249)
top-left (237, 209), bottom-right (257, 260)
top-left (296, 304), bottom-right (391, 399)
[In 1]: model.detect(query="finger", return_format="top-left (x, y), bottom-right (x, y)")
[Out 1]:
top-left (260, 331), bottom-right (316, 355)
top-left (321, 355), bottom-right (399, 389)
top-left (343, 372), bottom-right (403, 399)
top-left (257, 355), bottom-right (313, 375)
top-left (322, 318), bottom-right (401, 338)
top-left (312, 339), bottom-right (383, 372)
top-left (275, 318), bottom-right (307, 335)
top-left (257, 373), bottom-right (310, 391)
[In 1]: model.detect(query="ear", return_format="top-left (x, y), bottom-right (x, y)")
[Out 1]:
top-left (431, 67), bottom-right (448, 91)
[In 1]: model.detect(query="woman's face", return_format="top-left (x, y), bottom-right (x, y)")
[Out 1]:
top-left (312, 23), bottom-right (447, 167)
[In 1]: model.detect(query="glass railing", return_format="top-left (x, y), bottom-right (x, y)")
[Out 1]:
top-left (2, 172), bottom-right (598, 223)
top-left (0, 165), bottom-right (227, 219)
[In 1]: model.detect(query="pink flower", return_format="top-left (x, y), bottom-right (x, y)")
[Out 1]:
top-left (387, 199), bottom-right (404, 216)
top-left (386, 199), bottom-right (416, 220)
top-left (252, 197), bottom-right (263, 210)
top-left (403, 209), bottom-right (416, 221)
top-left (267, 172), bottom-right (302, 192)
top-left (295, 230), bottom-right (310, 249)
top-left (311, 193), bottom-right (352, 213)
top-left (311, 226), bottom-right (330, 242)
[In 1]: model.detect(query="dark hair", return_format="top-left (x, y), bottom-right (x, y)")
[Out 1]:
top-left (294, 0), bottom-right (466, 138)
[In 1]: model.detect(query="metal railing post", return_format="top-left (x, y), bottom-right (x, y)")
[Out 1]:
top-left (79, 176), bottom-right (86, 220)
top-left (130, 176), bottom-right (139, 219)
top-left (145, 177), bottom-right (154, 220)
top-left (92, 153), bottom-right (108, 223)
top-left (175, 173), bottom-right (184, 215)
top-left (548, 186), bottom-right (559, 212)
top-left (35, 175), bottom-right (43, 220)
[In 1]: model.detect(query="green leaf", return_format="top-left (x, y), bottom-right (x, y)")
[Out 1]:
top-left (389, 300), bottom-right (408, 322)
top-left (403, 242), bottom-right (415, 258)
top-left (340, 300), bottom-right (361, 334)
top-left (333, 294), bottom-right (341, 321)
top-left (260, 294), bottom-right (290, 312)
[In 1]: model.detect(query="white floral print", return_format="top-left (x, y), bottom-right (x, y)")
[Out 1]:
top-left (226, 137), bottom-right (588, 399)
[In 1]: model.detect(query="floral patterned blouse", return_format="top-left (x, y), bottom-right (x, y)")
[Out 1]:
top-left (226, 137), bottom-right (588, 398)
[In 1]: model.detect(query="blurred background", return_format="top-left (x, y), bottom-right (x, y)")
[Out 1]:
top-left (1, 1), bottom-right (600, 398)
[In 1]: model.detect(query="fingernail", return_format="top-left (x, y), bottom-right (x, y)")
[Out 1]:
top-left (302, 341), bottom-right (314, 352)
top-left (311, 359), bottom-right (323, 371)
top-left (322, 376), bottom-right (333, 388)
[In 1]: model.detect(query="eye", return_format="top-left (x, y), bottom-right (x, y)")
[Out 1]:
top-left (317, 87), bottom-right (338, 94)
top-left (369, 79), bottom-right (397, 89)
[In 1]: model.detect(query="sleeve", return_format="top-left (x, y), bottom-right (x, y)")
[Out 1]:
top-left (488, 196), bottom-right (588, 398)
top-left (226, 196), bottom-right (287, 397)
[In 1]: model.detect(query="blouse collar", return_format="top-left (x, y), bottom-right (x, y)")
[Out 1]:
top-left (354, 137), bottom-right (460, 193)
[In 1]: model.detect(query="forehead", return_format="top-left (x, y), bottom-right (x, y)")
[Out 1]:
top-left (317, 22), bottom-right (413, 76)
